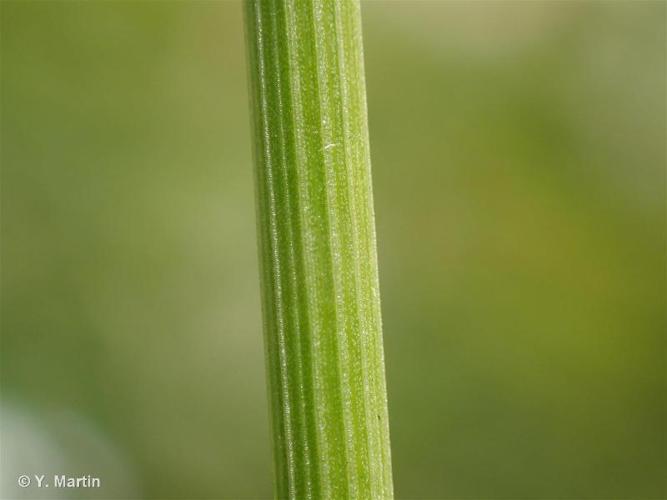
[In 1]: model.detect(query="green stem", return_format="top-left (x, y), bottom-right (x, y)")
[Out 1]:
top-left (244, 1), bottom-right (393, 498)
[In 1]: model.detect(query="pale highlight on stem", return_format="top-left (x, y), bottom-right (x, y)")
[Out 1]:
top-left (244, 1), bottom-right (393, 498)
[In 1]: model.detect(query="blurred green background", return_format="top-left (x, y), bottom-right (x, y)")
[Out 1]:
top-left (1, 1), bottom-right (665, 499)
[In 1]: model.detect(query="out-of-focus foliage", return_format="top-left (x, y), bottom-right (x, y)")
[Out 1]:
top-left (1, 2), bottom-right (664, 499)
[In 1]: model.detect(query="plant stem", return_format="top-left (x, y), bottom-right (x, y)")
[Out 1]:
top-left (244, 1), bottom-right (393, 498)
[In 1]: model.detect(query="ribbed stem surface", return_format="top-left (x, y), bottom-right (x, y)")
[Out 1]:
top-left (244, 1), bottom-right (393, 498)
